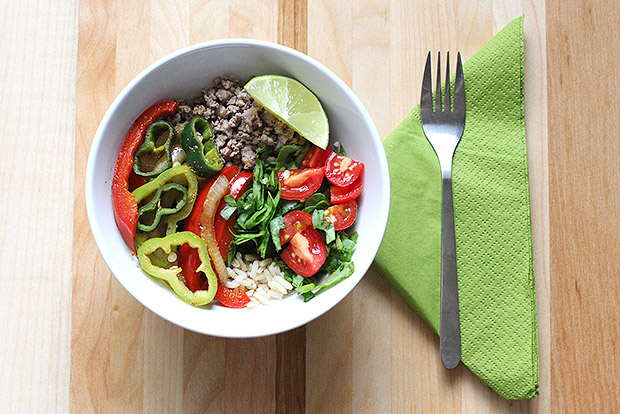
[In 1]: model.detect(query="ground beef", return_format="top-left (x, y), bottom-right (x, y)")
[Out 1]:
top-left (166, 76), bottom-right (306, 170)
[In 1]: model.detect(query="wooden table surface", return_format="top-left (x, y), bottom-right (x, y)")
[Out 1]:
top-left (2, 0), bottom-right (619, 412)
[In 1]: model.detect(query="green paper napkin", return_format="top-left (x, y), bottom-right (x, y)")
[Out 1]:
top-left (374, 16), bottom-right (539, 399)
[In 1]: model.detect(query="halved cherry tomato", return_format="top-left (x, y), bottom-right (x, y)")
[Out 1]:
top-left (301, 145), bottom-right (333, 168)
top-left (324, 200), bottom-right (358, 231)
top-left (324, 153), bottom-right (364, 188)
top-left (279, 210), bottom-right (313, 245)
top-left (277, 167), bottom-right (324, 200)
top-left (281, 228), bottom-right (327, 277)
top-left (330, 173), bottom-right (362, 203)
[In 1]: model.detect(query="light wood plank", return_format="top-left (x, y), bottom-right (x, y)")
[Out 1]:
top-left (190, 0), bottom-right (230, 43)
top-left (0, 6), bottom-right (77, 412)
top-left (350, 0), bottom-right (393, 413)
top-left (275, 2), bottom-right (308, 412)
top-left (107, 2), bottom-right (151, 413)
top-left (182, 331), bottom-right (226, 413)
top-left (547, 0), bottom-right (620, 412)
top-left (142, 310), bottom-right (184, 414)
top-left (224, 2), bottom-right (280, 413)
top-left (183, 2), bottom-right (230, 413)
top-left (276, 327), bottom-right (306, 413)
top-left (225, 337), bottom-right (277, 413)
top-left (0, 0), bottom-right (76, 411)
top-left (72, 1), bottom-right (116, 412)
top-left (305, 1), bottom-right (354, 413)
top-left (523, 1), bottom-right (550, 413)
top-left (140, 3), bottom-right (190, 413)
top-left (229, 0), bottom-right (278, 41)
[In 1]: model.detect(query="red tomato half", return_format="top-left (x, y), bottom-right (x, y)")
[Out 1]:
top-left (324, 200), bottom-right (358, 231)
top-left (324, 153), bottom-right (364, 188)
top-left (277, 168), bottom-right (324, 200)
top-left (281, 228), bottom-right (327, 277)
top-left (279, 210), bottom-right (313, 245)
top-left (301, 145), bottom-right (333, 168)
top-left (330, 173), bottom-right (362, 203)
top-left (215, 284), bottom-right (250, 308)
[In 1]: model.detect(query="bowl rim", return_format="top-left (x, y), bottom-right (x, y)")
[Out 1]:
top-left (85, 38), bottom-right (390, 337)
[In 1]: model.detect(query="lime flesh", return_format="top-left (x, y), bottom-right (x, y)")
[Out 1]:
top-left (244, 75), bottom-right (329, 149)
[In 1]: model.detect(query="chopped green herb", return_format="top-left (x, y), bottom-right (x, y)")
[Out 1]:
top-left (220, 195), bottom-right (237, 220)
top-left (303, 193), bottom-right (330, 214)
top-left (334, 142), bottom-right (347, 156)
top-left (311, 209), bottom-right (336, 244)
top-left (281, 200), bottom-right (304, 215)
top-left (275, 145), bottom-right (300, 169)
top-left (293, 142), bottom-right (311, 168)
top-left (316, 261), bottom-right (355, 291)
top-left (269, 215), bottom-right (285, 251)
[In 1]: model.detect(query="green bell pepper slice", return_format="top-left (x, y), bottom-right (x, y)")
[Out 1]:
top-left (136, 183), bottom-right (188, 232)
top-left (133, 165), bottom-right (198, 234)
top-left (133, 121), bottom-right (176, 177)
top-left (137, 232), bottom-right (217, 306)
top-left (180, 116), bottom-right (223, 178)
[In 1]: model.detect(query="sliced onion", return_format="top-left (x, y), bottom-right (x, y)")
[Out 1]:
top-left (200, 174), bottom-right (230, 283)
top-left (170, 145), bottom-right (187, 165)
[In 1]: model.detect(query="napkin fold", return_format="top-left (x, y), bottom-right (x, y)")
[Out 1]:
top-left (374, 16), bottom-right (539, 399)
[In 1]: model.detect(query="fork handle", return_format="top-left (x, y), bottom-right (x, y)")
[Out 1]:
top-left (440, 173), bottom-right (461, 369)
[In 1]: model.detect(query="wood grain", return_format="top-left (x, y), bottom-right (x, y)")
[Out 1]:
top-left (0, 2), bottom-right (77, 413)
top-left (305, 2), bottom-right (354, 413)
top-left (2, 0), bottom-right (588, 412)
top-left (73, 1), bottom-right (115, 413)
top-left (547, 1), bottom-right (620, 412)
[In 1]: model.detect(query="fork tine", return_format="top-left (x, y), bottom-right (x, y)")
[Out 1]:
top-left (435, 52), bottom-right (442, 112)
top-left (454, 52), bottom-right (465, 112)
top-left (421, 52), bottom-right (432, 112)
top-left (444, 51), bottom-right (451, 112)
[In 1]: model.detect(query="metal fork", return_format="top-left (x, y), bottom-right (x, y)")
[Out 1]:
top-left (420, 51), bottom-right (466, 369)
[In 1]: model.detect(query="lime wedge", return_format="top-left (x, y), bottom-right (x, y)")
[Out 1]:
top-left (244, 75), bottom-right (329, 149)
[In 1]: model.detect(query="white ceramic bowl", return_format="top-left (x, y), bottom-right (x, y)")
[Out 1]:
top-left (85, 39), bottom-right (390, 338)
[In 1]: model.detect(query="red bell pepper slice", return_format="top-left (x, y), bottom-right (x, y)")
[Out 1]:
top-left (213, 170), bottom-right (253, 262)
top-left (178, 168), bottom-right (253, 308)
top-left (179, 166), bottom-right (238, 292)
top-left (112, 101), bottom-right (178, 252)
top-left (214, 170), bottom-right (252, 308)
